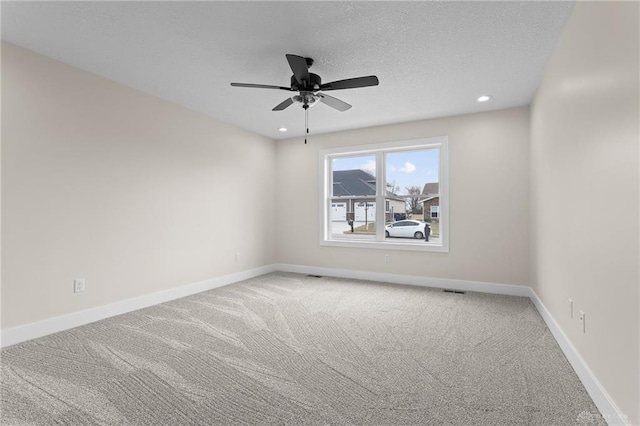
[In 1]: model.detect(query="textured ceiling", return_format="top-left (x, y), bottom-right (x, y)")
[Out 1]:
top-left (1, 1), bottom-right (574, 140)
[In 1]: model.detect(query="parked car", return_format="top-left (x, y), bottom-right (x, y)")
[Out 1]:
top-left (385, 220), bottom-right (431, 239)
top-left (393, 213), bottom-right (407, 221)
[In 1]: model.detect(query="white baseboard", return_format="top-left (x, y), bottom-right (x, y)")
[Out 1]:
top-left (527, 288), bottom-right (630, 426)
top-left (274, 263), bottom-right (532, 297)
top-left (0, 265), bottom-right (276, 348)
top-left (0, 263), bottom-right (629, 425)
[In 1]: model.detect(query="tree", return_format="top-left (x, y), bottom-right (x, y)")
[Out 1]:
top-left (405, 185), bottom-right (423, 214)
top-left (386, 181), bottom-right (400, 195)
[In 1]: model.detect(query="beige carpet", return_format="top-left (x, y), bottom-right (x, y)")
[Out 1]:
top-left (1, 272), bottom-right (605, 425)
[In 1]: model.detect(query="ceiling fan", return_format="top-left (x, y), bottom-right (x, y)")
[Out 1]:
top-left (231, 54), bottom-right (379, 143)
top-left (230, 54), bottom-right (379, 113)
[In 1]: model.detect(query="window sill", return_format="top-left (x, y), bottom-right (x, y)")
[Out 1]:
top-left (320, 238), bottom-right (449, 252)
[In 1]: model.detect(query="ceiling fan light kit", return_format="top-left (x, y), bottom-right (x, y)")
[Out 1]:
top-left (231, 54), bottom-right (379, 143)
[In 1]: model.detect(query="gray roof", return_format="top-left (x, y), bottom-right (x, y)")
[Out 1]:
top-left (422, 182), bottom-right (439, 195)
top-left (333, 169), bottom-right (424, 200)
top-left (419, 182), bottom-right (440, 203)
top-left (333, 170), bottom-right (377, 196)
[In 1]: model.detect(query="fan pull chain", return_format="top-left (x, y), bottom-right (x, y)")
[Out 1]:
top-left (304, 106), bottom-right (309, 144)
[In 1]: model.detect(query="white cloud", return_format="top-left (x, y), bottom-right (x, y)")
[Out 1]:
top-left (399, 162), bottom-right (416, 174)
top-left (360, 160), bottom-right (376, 175)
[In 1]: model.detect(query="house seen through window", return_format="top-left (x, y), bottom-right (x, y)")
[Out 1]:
top-left (320, 137), bottom-right (448, 252)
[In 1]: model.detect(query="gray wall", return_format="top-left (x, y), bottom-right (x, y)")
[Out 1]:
top-left (276, 106), bottom-right (531, 286)
top-left (2, 42), bottom-right (277, 328)
top-left (530, 2), bottom-right (639, 423)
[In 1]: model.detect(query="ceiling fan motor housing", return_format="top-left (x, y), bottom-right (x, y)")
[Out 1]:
top-left (292, 92), bottom-right (320, 108)
top-left (291, 73), bottom-right (322, 91)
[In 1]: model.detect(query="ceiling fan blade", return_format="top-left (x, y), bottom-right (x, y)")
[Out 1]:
top-left (285, 54), bottom-right (310, 87)
top-left (231, 83), bottom-right (291, 91)
top-left (319, 93), bottom-right (352, 112)
top-left (320, 75), bottom-right (379, 91)
top-left (272, 97), bottom-right (294, 111)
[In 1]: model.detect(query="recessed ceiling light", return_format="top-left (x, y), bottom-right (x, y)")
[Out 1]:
top-left (477, 95), bottom-right (492, 102)
top-left (278, 127), bottom-right (288, 132)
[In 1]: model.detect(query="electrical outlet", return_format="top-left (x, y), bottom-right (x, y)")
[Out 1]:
top-left (579, 310), bottom-right (586, 333)
top-left (235, 253), bottom-right (240, 263)
top-left (569, 298), bottom-right (573, 319)
top-left (384, 254), bottom-right (390, 263)
top-left (74, 278), bottom-right (85, 293)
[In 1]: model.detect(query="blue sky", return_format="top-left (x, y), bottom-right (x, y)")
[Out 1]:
top-left (332, 148), bottom-right (439, 196)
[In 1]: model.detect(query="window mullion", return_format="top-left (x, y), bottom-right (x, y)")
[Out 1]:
top-left (324, 155), bottom-right (332, 241)
top-left (376, 151), bottom-right (385, 241)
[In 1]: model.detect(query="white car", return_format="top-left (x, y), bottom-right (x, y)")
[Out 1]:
top-left (385, 220), bottom-right (431, 239)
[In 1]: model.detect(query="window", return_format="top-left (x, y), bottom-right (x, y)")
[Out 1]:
top-left (320, 137), bottom-right (448, 252)
top-left (430, 206), bottom-right (440, 219)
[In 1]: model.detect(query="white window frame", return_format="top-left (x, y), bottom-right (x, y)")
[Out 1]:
top-left (319, 137), bottom-right (449, 252)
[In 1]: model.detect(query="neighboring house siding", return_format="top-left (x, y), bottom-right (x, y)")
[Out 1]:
top-left (386, 198), bottom-right (406, 221)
